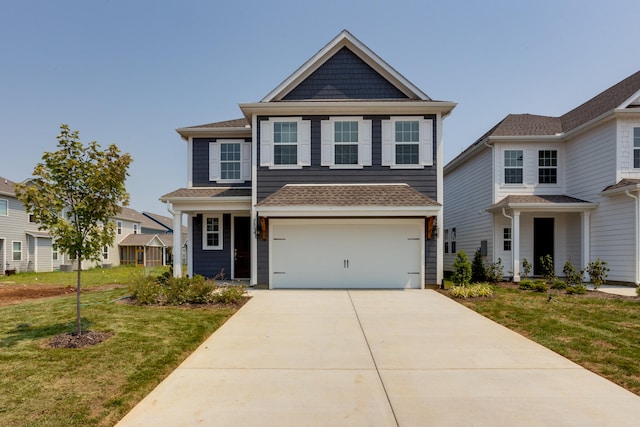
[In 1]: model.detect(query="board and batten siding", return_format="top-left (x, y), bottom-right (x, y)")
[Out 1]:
top-left (443, 146), bottom-right (494, 271)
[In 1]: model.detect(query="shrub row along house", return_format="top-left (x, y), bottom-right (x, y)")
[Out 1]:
top-left (161, 30), bottom-right (455, 288)
top-left (444, 70), bottom-right (640, 285)
top-left (0, 176), bottom-right (184, 273)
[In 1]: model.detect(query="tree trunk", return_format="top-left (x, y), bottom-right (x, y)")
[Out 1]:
top-left (76, 256), bottom-right (82, 336)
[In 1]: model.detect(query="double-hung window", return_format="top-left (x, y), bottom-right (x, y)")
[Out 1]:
top-left (503, 228), bottom-right (512, 251)
top-left (103, 246), bottom-right (109, 260)
top-left (381, 117), bottom-right (433, 168)
top-left (504, 150), bottom-right (523, 184)
top-left (451, 228), bottom-right (457, 253)
top-left (52, 244), bottom-right (58, 261)
top-left (321, 117), bottom-right (372, 167)
top-left (260, 118), bottom-right (311, 169)
top-left (634, 128), bottom-right (640, 168)
top-left (444, 229), bottom-right (449, 254)
top-left (133, 224), bottom-right (138, 234)
top-left (209, 140), bottom-right (251, 183)
top-left (203, 214), bottom-right (222, 250)
top-left (538, 150), bottom-right (557, 184)
top-left (117, 221), bottom-right (122, 235)
top-left (0, 199), bottom-right (7, 216)
top-left (12, 241), bottom-right (22, 261)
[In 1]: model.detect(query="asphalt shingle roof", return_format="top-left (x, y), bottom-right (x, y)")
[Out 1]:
top-left (256, 184), bottom-right (439, 207)
top-left (161, 188), bottom-right (252, 199)
top-left (490, 195), bottom-right (593, 209)
top-left (0, 176), bottom-right (17, 196)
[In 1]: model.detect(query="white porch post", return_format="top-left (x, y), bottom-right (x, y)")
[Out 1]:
top-left (581, 211), bottom-right (591, 281)
top-left (171, 210), bottom-right (182, 278)
top-left (512, 210), bottom-right (521, 282)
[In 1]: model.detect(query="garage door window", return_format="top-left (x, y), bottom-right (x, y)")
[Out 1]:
top-left (203, 215), bottom-right (222, 250)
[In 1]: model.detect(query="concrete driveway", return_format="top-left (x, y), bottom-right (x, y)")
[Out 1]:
top-left (116, 290), bottom-right (640, 426)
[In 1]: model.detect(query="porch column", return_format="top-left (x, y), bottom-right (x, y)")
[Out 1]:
top-left (172, 210), bottom-right (182, 278)
top-left (581, 211), bottom-right (591, 281)
top-left (512, 210), bottom-right (521, 282)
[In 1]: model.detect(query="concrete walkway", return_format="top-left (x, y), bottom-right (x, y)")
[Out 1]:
top-left (591, 284), bottom-right (638, 297)
top-left (116, 290), bottom-right (640, 426)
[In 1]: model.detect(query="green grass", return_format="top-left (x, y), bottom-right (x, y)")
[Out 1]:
top-left (0, 287), bottom-right (238, 427)
top-left (1, 266), bottom-right (170, 288)
top-left (455, 285), bottom-right (640, 396)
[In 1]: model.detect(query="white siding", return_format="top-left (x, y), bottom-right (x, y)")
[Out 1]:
top-left (618, 118), bottom-right (640, 178)
top-left (443, 147), bottom-right (494, 271)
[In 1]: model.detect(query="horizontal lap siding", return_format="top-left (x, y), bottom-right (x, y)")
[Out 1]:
top-left (192, 213), bottom-right (232, 279)
top-left (192, 138), bottom-right (252, 187)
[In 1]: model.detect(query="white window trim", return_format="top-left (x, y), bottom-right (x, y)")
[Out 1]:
top-left (117, 221), bottom-right (122, 235)
top-left (381, 117), bottom-right (433, 168)
top-left (320, 117), bottom-right (372, 168)
top-left (633, 127), bottom-right (640, 169)
top-left (12, 241), bottom-right (22, 262)
top-left (503, 149), bottom-right (524, 185)
top-left (260, 117), bottom-right (311, 169)
top-left (209, 139), bottom-right (251, 183)
top-left (52, 244), bottom-right (58, 261)
top-left (133, 224), bottom-right (138, 234)
top-left (103, 245), bottom-right (109, 260)
top-left (0, 199), bottom-right (7, 216)
top-left (203, 214), bottom-right (223, 250)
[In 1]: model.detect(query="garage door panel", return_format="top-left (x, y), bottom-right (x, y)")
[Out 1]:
top-left (270, 219), bottom-right (423, 289)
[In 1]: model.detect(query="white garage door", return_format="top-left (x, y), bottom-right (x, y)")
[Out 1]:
top-left (270, 218), bottom-right (423, 289)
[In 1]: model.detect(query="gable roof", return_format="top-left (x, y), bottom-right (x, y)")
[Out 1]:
top-left (0, 176), bottom-right (17, 197)
top-left (262, 30), bottom-right (431, 102)
top-left (113, 206), bottom-right (146, 223)
top-left (175, 118), bottom-right (251, 141)
top-left (118, 233), bottom-right (167, 247)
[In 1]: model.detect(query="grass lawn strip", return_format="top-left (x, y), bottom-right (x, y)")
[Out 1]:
top-left (453, 285), bottom-right (640, 396)
top-left (0, 287), bottom-right (237, 427)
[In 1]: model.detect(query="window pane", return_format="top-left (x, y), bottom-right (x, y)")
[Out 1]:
top-left (335, 144), bottom-right (358, 165)
top-left (0, 200), bottom-right (6, 216)
top-left (395, 144), bottom-right (419, 164)
top-left (274, 122), bottom-right (297, 143)
top-left (335, 121), bottom-right (358, 143)
top-left (538, 168), bottom-right (557, 184)
top-left (274, 144), bottom-right (297, 165)
top-left (395, 121), bottom-right (419, 142)
top-left (635, 149), bottom-right (640, 169)
top-left (634, 128), bottom-right (640, 147)
top-left (504, 150), bottom-right (523, 167)
top-left (207, 217), bottom-right (219, 232)
top-left (538, 150), bottom-right (557, 167)
top-left (505, 168), bottom-right (523, 184)
top-left (220, 143), bottom-right (241, 161)
top-left (503, 228), bottom-right (511, 239)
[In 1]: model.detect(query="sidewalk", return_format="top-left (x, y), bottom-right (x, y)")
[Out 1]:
top-left (116, 290), bottom-right (640, 426)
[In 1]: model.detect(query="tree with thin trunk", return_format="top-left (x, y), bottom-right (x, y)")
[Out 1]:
top-left (16, 124), bottom-right (132, 336)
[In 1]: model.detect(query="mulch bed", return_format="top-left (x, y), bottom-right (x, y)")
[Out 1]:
top-left (45, 330), bottom-right (113, 348)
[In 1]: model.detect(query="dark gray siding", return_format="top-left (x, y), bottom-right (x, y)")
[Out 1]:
top-left (256, 238), bottom-right (269, 284)
top-left (256, 115), bottom-right (438, 202)
top-left (424, 236), bottom-right (437, 285)
top-left (192, 213), bottom-right (232, 279)
top-left (283, 47), bottom-right (408, 100)
top-left (192, 138), bottom-right (252, 187)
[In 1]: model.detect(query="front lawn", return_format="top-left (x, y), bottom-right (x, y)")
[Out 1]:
top-left (450, 284), bottom-right (640, 396)
top-left (0, 287), bottom-right (238, 427)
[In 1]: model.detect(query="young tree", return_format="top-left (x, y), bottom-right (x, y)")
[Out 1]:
top-left (16, 124), bottom-right (132, 336)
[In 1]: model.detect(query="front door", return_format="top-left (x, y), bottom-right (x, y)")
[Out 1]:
top-left (233, 217), bottom-right (251, 278)
top-left (533, 218), bottom-right (554, 276)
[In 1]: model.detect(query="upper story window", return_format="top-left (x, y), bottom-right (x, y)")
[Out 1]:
top-left (133, 224), bottom-right (138, 234)
top-left (28, 213), bottom-right (36, 223)
top-left (0, 199), bottom-right (7, 216)
top-left (538, 150), bottom-right (557, 184)
top-left (203, 214), bottom-right (222, 250)
top-left (381, 117), bottom-right (433, 168)
top-left (117, 221), bottom-right (122, 235)
top-left (504, 150), bottom-right (523, 184)
top-left (444, 228), bottom-right (449, 254)
top-left (634, 128), bottom-right (640, 168)
top-left (321, 117), bottom-right (372, 168)
top-left (260, 118), bottom-right (311, 169)
top-left (451, 227), bottom-right (457, 253)
top-left (209, 140), bottom-right (251, 183)
top-left (103, 246), bottom-right (109, 260)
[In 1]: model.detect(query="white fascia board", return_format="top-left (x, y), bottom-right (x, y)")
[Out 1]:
top-left (256, 205), bottom-right (441, 217)
top-left (175, 127), bottom-right (251, 141)
top-left (601, 184), bottom-right (640, 196)
top-left (488, 203), bottom-right (598, 213)
top-left (239, 101), bottom-right (456, 122)
top-left (261, 30), bottom-right (431, 102)
top-left (161, 197), bottom-right (252, 213)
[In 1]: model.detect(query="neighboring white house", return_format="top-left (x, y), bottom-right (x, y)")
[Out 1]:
top-left (444, 70), bottom-right (640, 285)
top-left (0, 176), bottom-right (63, 273)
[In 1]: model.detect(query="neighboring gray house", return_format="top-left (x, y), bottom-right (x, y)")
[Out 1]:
top-left (0, 176), bottom-right (62, 273)
top-left (162, 30), bottom-right (455, 288)
top-left (444, 70), bottom-right (640, 285)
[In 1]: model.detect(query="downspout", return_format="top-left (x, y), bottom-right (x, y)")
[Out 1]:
top-left (625, 190), bottom-right (640, 285)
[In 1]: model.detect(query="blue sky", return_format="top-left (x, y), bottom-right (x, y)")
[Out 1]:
top-left (1, 0), bottom-right (639, 215)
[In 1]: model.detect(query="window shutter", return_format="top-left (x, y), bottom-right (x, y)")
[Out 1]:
top-left (241, 141), bottom-right (251, 181)
top-left (321, 120), bottom-right (333, 166)
top-left (209, 141), bottom-right (220, 181)
top-left (359, 119), bottom-right (372, 166)
top-left (381, 120), bottom-right (393, 166)
top-left (260, 121), bottom-right (273, 166)
top-left (421, 119), bottom-right (433, 166)
top-left (298, 120), bottom-right (311, 166)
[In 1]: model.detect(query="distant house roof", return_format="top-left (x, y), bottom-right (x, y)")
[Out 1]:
top-left (0, 176), bottom-right (17, 197)
top-left (257, 184), bottom-right (439, 208)
top-left (118, 234), bottom-right (167, 247)
top-left (179, 118), bottom-right (250, 129)
top-left (113, 206), bottom-right (146, 223)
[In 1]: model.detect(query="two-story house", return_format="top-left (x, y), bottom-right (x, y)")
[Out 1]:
top-left (161, 30), bottom-right (456, 288)
top-left (1, 176), bottom-right (63, 273)
top-left (444, 70), bottom-right (640, 285)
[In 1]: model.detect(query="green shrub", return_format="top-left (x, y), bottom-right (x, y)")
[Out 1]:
top-left (452, 250), bottom-right (472, 286)
top-left (186, 276), bottom-right (217, 303)
top-left (518, 279), bottom-right (534, 290)
top-left (212, 284), bottom-right (247, 304)
top-left (451, 283), bottom-right (493, 298)
top-left (521, 258), bottom-right (532, 279)
top-left (586, 259), bottom-right (609, 289)
top-left (471, 249), bottom-right (486, 282)
top-left (551, 279), bottom-right (567, 290)
top-left (163, 276), bottom-right (192, 305)
top-left (540, 254), bottom-right (556, 283)
top-left (519, 279), bottom-right (548, 292)
top-left (129, 274), bottom-right (163, 305)
top-left (566, 284), bottom-right (587, 295)
top-left (562, 260), bottom-right (583, 287)
top-left (485, 258), bottom-right (504, 283)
